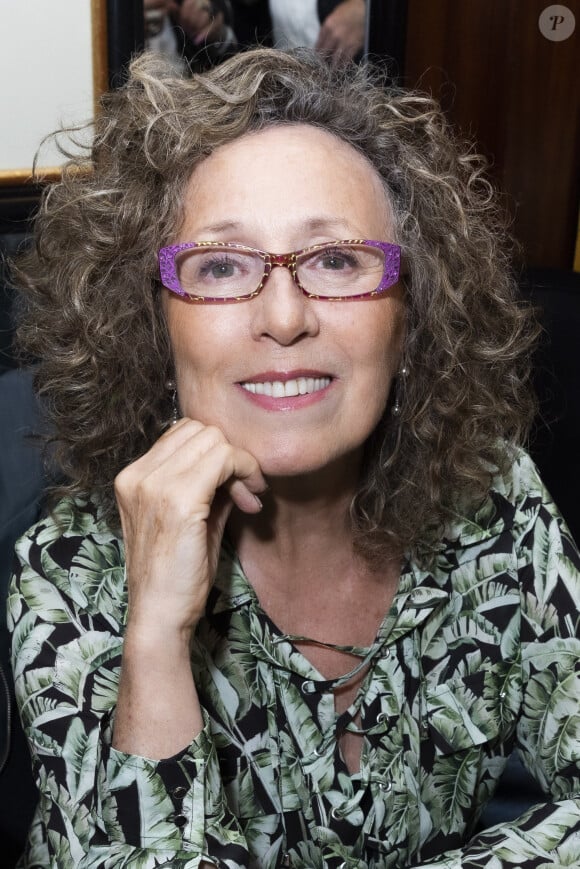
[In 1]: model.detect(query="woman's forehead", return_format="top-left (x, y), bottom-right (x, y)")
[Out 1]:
top-left (180, 124), bottom-right (394, 243)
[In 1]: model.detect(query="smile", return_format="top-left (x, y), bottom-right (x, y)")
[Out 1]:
top-left (240, 377), bottom-right (332, 397)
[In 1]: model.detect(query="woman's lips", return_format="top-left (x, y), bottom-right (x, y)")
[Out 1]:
top-left (240, 376), bottom-right (331, 398)
top-left (236, 372), bottom-right (334, 409)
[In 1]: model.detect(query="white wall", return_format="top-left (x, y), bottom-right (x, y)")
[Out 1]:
top-left (0, 0), bottom-right (95, 176)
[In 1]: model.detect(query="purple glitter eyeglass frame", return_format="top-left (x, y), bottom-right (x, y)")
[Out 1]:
top-left (158, 239), bottom-right (401, 303)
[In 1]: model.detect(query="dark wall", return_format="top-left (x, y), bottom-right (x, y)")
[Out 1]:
top-left (403, 0), bottom-right (580, 269)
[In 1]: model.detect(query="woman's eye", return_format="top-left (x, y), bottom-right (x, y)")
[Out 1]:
top-left (198, 257), bottom-right (239, 280)
top-left (317, 250), bottom-right (357, 270)
top-left (210, 261), bottom-right (235, 278)
top-left (321, 254), bottom-right (347, 270)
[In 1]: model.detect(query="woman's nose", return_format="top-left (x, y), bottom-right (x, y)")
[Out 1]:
top-left (251, 264), bottom-right (319, 345)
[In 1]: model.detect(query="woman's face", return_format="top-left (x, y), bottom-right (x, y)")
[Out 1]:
top-left (164, 124), bottom-right (405, 479)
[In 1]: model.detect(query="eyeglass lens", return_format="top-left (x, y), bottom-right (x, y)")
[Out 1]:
top-left (174, 243), bottom-right (387, 299)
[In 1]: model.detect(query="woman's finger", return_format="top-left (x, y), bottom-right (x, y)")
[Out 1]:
top-left (116, 420), bottom-right (267, 518)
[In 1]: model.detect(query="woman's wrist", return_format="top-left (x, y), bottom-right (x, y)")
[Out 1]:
top-left (114, 628), bottom-right (203, 756)
top-left (123, 617), bottom-right (195, 661)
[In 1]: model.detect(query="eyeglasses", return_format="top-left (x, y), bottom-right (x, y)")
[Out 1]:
top-left (158, 239), bottom-right (401, 302)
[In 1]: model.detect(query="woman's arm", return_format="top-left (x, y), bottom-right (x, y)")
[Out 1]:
top-left (8, 505), bottom-right (247, 865)
top-left (8, 419), bottom-right (265, 865)
top-left (112, 418), bottom-right (264, 759)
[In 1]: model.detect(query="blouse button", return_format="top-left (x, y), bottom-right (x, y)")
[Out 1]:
top-left (172, 785), bottom-right (188, 799)
top-left (302, 680), bottom-right (315, 694)
top-left (172, 813), bottom-right (187, 828)
top-left (379, 779), bottom-right (392, 792)
top-left (314, 743), bottom-right (326, 757)
top-left (331, 807), bottom-right (344, 820)
top-left (376, 712), bottom-right (387, 724)
top-left (499, 691), bottom-right (506, 700)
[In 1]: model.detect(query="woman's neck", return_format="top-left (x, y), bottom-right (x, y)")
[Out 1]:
top-left (228, 459), bottom-right (359, 573)
top-left (226, 458), bottom-right (400, 642)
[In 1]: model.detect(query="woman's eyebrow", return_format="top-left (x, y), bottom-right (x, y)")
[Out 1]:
top-left (191, 216), bottom-right (353, 238)
top-left (189, 220), bottom-right (240, 236)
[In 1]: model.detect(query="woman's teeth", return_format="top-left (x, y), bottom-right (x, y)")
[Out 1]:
top-left (241, 377), bottom-right (331, 397)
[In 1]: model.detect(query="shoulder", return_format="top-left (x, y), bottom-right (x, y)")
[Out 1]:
top-left (427, 451), bottom-right (579, 610)
top-left (15, 494), bottom-right (120, 557)
top-left (489, 448), bottom-right (571, 543)
top-left (11, 495), bottom-right (125, 620)
top-left (489, 448), bottom-right (547, 505)
top-left (445, 448), bottom-right (573, 551)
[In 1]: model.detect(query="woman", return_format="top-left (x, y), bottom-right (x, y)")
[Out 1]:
top-left (8, 48), bottom-right (580, 868)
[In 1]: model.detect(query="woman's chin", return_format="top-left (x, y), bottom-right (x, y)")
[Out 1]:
top-left (252, 445), bottom-right (363, 488)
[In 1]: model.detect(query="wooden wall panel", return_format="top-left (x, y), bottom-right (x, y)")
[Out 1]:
top-left (403, 0), bottom-right (580, 269)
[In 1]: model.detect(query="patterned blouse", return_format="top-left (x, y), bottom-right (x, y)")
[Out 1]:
top-left (8, 450), bottom-right (580, 868)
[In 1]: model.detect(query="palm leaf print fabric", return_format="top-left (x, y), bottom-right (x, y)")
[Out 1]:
top-left (7, 450), bottom-right (580, 868)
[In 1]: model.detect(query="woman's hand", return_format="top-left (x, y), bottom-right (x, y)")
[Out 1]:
top-left (315, 0), bottom-right (366, 65)
top-left (168, 0), bottom-right (226, 46)
top-left (114, 418), bottom-right (266, 639)
top-left (112, 419), bottom-right (265, 756)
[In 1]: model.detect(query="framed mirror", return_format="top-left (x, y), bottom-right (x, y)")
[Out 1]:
top-left (0, 0), bottom-right (110, 187)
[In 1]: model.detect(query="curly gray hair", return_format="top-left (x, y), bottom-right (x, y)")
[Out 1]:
top-left (14, 48), bottom-right (538, 564)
